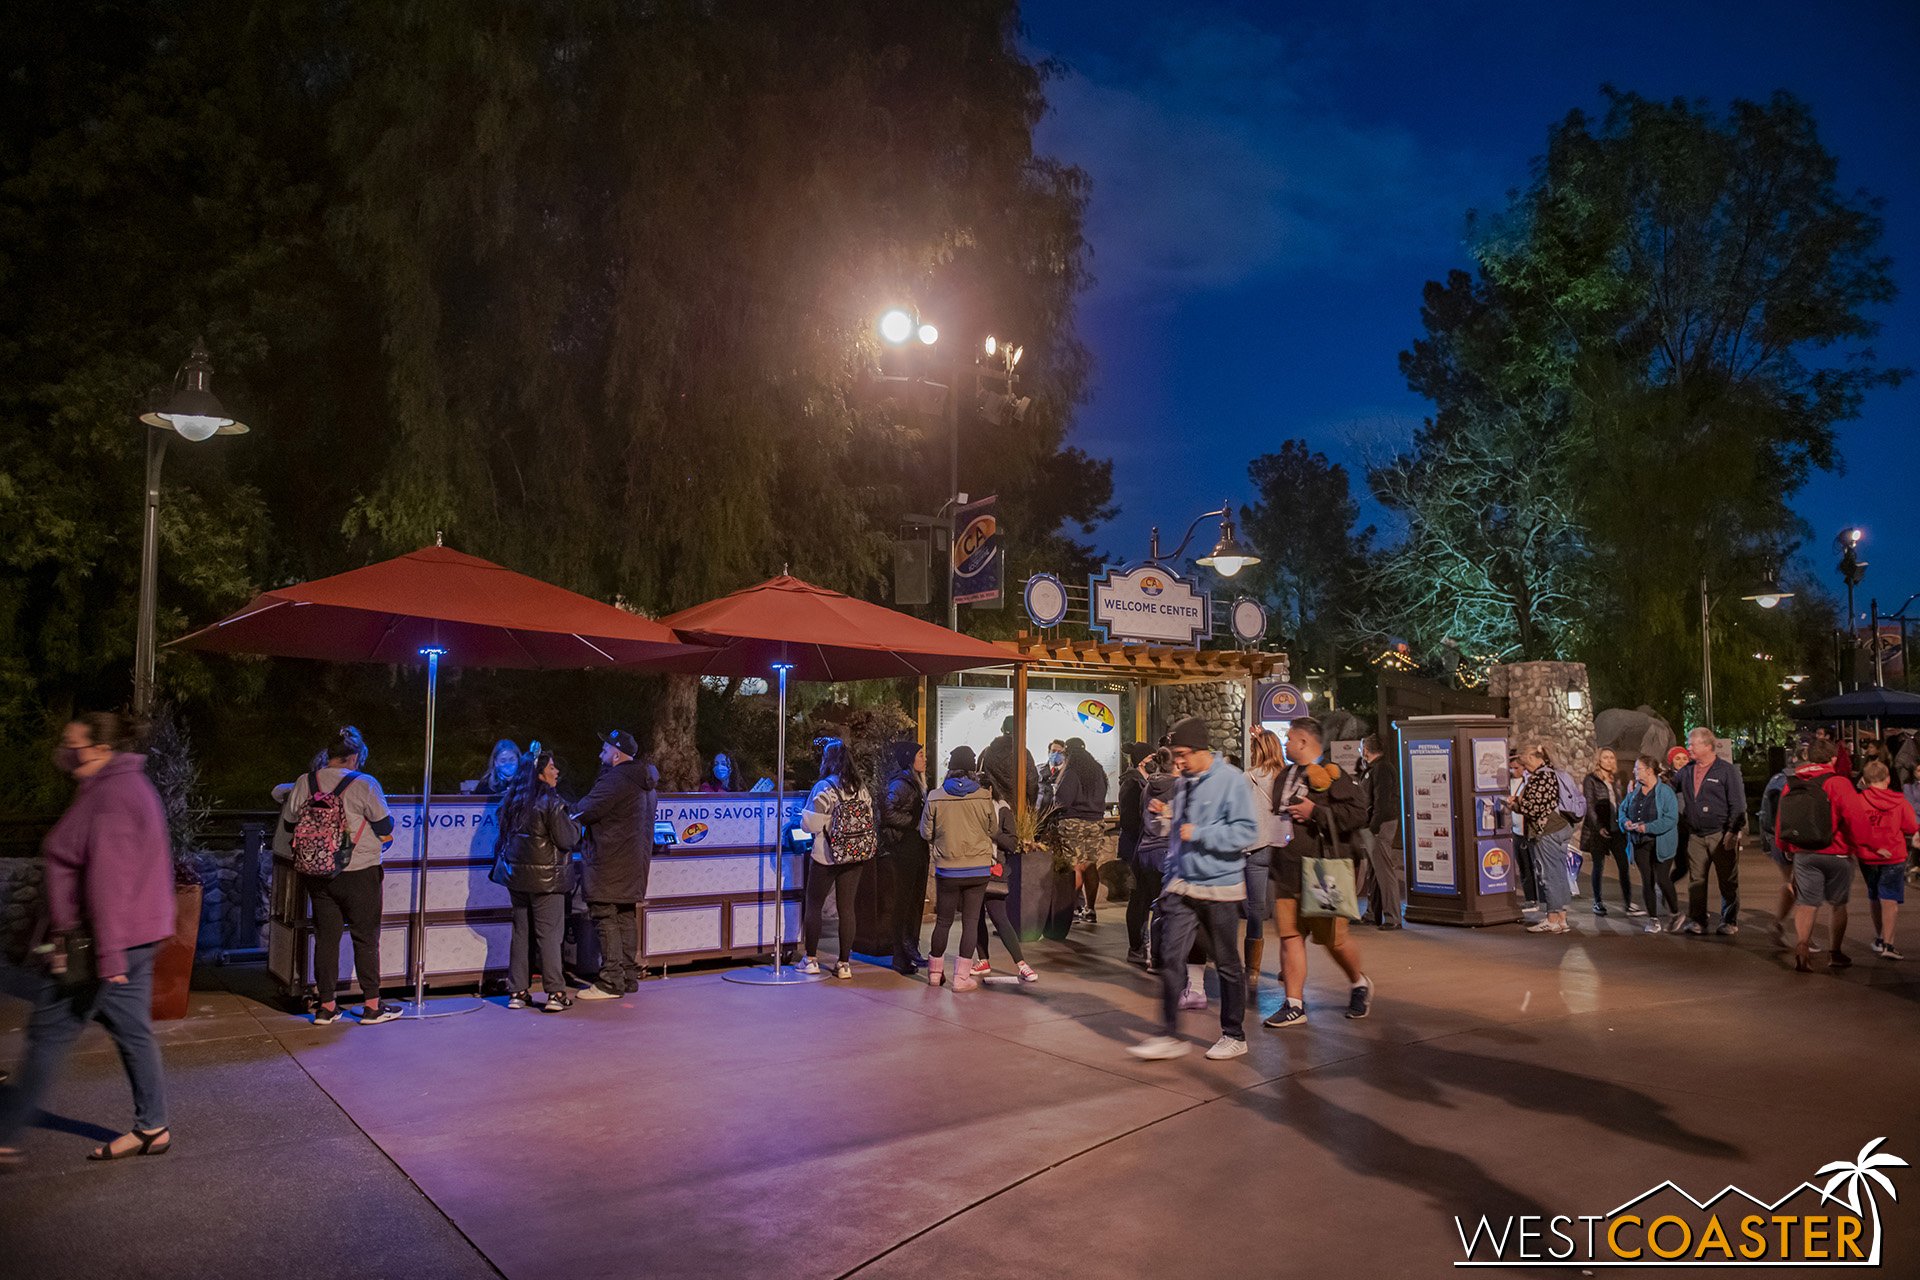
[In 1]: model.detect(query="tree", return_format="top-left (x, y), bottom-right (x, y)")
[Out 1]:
top-left (1370, 269), bottom-right (1591, 664)
top-left (1239, 440), bottom-right (1371, 675)
top-left (0, 2), bottom-right (1114, 803)
top-left (1381, 90), bottom-right (1901, 727)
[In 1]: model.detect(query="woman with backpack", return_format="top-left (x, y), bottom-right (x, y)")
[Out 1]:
top-left (918, 746), bottom-right (1000, 990)
top-left (1514, 743), bottom-right (1574, 935)
top-left (281, 727), bottom-right (398, 1025)
top-left (798, 739), bottom-right (875, 980)
top-left (488, 745), bottom-right (580, 1011)
top-left (1622, 755), bottom-right (1680, 934)
top-left (0, 713), bottom-right (177, 1166)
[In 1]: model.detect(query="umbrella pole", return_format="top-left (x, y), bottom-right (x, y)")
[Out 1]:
top-left (725, 660), bottom-right (822, 985)
top-left (404, 647), bottom-right (481, 1018)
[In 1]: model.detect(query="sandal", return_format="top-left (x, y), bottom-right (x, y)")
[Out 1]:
top-left (88, 1127), bottom-right (171, 1161)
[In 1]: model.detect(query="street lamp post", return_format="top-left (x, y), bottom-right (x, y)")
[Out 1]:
top-left (1837, 528), bottom-right (1867, 690)
top-left (1694, 564), bottom-right (1795, 731)
top-left (876, 309), bottom-right (1024, 631)
top-left (1146, 501), bottom-right (1260, 579)
top-left (133, 340), bottom-right (249, 714)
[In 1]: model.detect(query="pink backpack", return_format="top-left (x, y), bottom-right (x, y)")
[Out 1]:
top-left (290, 771), bottom-right (360, 877)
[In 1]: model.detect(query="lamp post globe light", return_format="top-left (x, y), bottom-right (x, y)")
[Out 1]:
top-left (1698, 561), bottom-right (1797, 730)
top-left (1147, 500), bottom-right (1262, 580)
top-left (133, 339), bottom-right (249, 714)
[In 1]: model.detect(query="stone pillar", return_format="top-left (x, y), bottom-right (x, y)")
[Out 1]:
top-left (1488, 661), bottom-right (1597, 777)
top-left (1163, 682), bottom-right (1248, 758)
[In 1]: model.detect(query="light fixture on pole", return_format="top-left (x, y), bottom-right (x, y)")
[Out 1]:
top-left (133, 339), bottom-right (250, 714)
top-left (1699, 560), bottom-right (1797, 730)
top-left (1836, 529), bottom-right (1868, 690)
top-left (1147, 501), bottom-right (1261, 579)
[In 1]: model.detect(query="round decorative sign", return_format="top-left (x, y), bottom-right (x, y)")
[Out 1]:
top-left (1230, 597), bottom-right (1268, 645)
top-left (1023, 573), bottom-right (1068, 629)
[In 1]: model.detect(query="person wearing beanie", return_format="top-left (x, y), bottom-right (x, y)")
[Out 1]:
top-left (1129, 716), bottom-right (1259, 1062)
top-left (980, 714), bottom-right (1039, 808)
top-left (878, 740), bottom-right (931, 975)
top-left (919, 746), bottom-right (1002, 990)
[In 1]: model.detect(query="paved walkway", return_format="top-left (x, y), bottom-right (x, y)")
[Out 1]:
top-left (3, 846), bottom-right (1917, 1278)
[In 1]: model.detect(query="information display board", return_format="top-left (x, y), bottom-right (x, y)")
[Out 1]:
top-left (936, 686), bottom-right (1122, 804)
top-left (1406, 739), bottom-right (1457, 895)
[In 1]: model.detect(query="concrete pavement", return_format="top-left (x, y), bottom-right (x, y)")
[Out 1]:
top-left (3, 845), bottom-right (1916, 1278)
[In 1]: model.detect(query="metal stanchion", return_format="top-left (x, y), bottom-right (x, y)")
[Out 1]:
top-left (726, 661), bottom-right (824, 985)
top-left (403, 645), bottom-right (484, 1018)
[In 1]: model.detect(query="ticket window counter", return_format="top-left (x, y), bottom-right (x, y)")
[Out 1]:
top-left (1394, 715), bottom-right (1523, 927)
top-left (267, 792), bottom-right (805, 998)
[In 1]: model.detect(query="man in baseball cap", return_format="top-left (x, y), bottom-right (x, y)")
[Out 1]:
top-left (574, 728), bottom-right (657, 997)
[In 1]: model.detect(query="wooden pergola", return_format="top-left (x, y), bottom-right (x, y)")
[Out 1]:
top-left (915, 633), bottom-right (1289, 830)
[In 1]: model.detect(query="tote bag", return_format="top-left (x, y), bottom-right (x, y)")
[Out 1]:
top-left (1298, 799), bottom-right (1360, 920)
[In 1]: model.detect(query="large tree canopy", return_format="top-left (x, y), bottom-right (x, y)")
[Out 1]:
top-left (1375, 89), bottom-right (1900, 726)
top-left (0, 0), bottom-right (1112, 802)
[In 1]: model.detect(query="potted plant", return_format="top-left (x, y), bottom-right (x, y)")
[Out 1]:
top-left (145, 706), bottom-right (206, 1021)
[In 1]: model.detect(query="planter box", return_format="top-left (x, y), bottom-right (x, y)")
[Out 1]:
top-left (151, 883), bottom-right (201, 1022)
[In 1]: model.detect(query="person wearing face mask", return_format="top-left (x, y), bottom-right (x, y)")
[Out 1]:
top-left (0, 713), bottom-right (176, 1166)
top-left (572, 730), bottom-right (658, 999)
top-left (490, 745), bottom-right (581, 1010)
top-left (700, 751), bottom-right (741, 793)
top-left (279, 726), bottom-right (398, 1025)
top-left (461, 738), bottom-right (522, 796)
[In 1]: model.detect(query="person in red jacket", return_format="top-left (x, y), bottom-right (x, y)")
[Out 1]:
top-left (1855, 760), bottom-right (1916, 960)
top-left (1776, 738), bottom-right (1870, 973)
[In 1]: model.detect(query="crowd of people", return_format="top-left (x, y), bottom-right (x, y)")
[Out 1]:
top-left (1506, 724), bottom-right (1920, 968)
top-left (6, 703), bottom-right (1916, 1168)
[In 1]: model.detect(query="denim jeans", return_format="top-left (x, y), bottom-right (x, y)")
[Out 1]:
top-left (1241, 847), bottom-right (1273, 940)
top-left (1157, 892), bottom-right (1245, 1039)
top-left (1534, 827), bottom-right (1573, 912)
top-left (0, 941), bottom-right (168, 1143)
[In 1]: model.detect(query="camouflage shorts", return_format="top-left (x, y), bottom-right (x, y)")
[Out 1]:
top-left (1052, 817), bottom-right (1106, 869)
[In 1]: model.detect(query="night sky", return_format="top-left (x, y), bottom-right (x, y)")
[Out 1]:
top-left (1026, 0), bottom-right (1920, 616)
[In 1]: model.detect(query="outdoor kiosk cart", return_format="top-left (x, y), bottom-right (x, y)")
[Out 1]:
top-left (1396, 714), bottom-right (1523, 926)
top-left (267, 790), bottom-right (806, 999)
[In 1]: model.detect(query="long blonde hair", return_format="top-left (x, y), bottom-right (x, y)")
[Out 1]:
top-left (1250, 727), bottom-right (1285, 774)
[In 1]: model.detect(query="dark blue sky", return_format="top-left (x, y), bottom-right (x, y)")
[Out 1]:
top-left (1026, 0), bottom-right (1920, 618)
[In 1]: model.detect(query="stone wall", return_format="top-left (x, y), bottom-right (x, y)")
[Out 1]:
top-left (1, 856), bottom-right (43, 964)
top-left (192, 845), bottom-right (272, 956)
top-left (1163, 681), bottom-right (1248, 757)
top-left (1488, 661), bottom-right (1597, 778)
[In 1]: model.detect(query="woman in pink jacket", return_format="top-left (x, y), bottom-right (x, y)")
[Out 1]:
top-left (0, 712), bottom-right (177, 1165)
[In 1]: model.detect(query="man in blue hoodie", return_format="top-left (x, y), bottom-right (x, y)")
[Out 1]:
top-left (1129, 716), bottom-right (1259, 1062)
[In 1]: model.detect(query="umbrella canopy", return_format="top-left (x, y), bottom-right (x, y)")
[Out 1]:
top-left (1789, 686), bottom-right (1920, 728)
top-left (173, 545), bottom-right (703, 668)
top-left (657, 575), bottom-right (1023, 681)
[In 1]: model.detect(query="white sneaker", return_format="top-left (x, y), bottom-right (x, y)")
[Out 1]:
top-left (1526, 919), bottom-right (1559, 933)
top-left (576, 985), bottom-right (620, 1000)
top-left (798, 957), bottom-right (822, 975)
top-left (1205, 1036), bottom-right (1249, 1061)
top-left (1643, 920), bottom-right (1664, 934)
top-left (1127, 1035), bottom-right (1191, 1061)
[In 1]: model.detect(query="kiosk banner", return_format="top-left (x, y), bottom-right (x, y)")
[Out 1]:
top-left (951, 495), bottom-right (1003, 608)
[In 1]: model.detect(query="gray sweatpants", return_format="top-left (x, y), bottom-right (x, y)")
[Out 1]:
top-left (1358, 823), bottom-right (1404, 924)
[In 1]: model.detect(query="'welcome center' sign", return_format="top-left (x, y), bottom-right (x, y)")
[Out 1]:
top-left (1091, 563), bottom-right (1212, 647)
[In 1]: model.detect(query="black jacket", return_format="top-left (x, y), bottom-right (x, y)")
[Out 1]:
top-left (490, 791), bottom-right (581, 895)
top-left (1362, 753), bottom-right (1400, 841)
top-left (1051, 747), bottom-right (1109, 820)
top-left (1277, 764), bottom-right (1368, 863)
top-left (1117, 769), bottom-right (1145, 855)
top-left (1673, 757), bottom-right (1747, 836)
top-left (575, 758), bottom-right (659, 902)
top-left (879, 767), bottom-right (929, 858)
top-left (1581, 771), bottom-right (1624, 844)
top-left (980, 734), bottom-right (1039, 806)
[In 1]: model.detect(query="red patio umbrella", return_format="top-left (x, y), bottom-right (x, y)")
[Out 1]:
top-left (657, 575), bottom-right (1025, 984)
top-left (174, 544), bottom-right (706, 1014)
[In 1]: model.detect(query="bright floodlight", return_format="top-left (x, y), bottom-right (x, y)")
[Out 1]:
top-left (878, 309), bottom-right (914, 344)
top-left (917, 323), bottom-right (938, 345)
top-left (984, 335), bottom-right (997, 356)
top-left (1752, 594), bottom-right (1783, 609)
top-left (1844, 527), bottom-right (1865, 546)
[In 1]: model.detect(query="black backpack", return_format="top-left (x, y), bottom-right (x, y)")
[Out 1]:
top-left (1775, 774), bottom-right (1835, 851)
